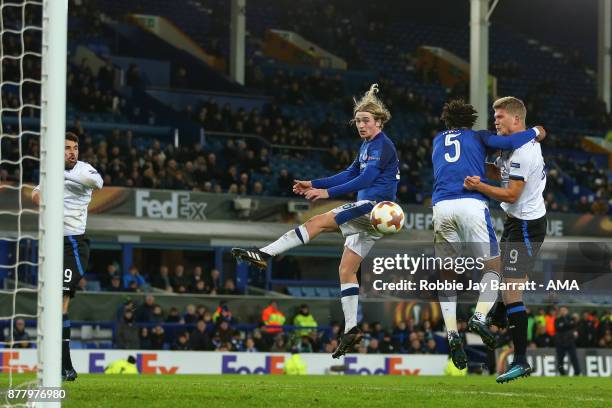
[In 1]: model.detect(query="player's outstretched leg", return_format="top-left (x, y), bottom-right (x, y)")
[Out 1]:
top-left (232, 212), bottom-right (338, 269)
top-left (469, 269), bottom-right (501, 349)
top-left (332, 247), bottom-right (363, 359)
top-left (448, 331), bottom-right (467, 370)
top-left (230, 248), bottom-right (271, 270)
top-left (496, 361), bottom-right (532, 383)
top-left (486, 301), bottom-right (508, 329)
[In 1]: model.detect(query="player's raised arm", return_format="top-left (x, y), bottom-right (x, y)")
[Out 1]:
top-left (65, 163), bottom-right (103, 190)
top-left (478, 126), bottom-right (546, 150)
top-left (310, 159), bottom-right (360, 189)
top-left (464, 175), bottom-right (525, 204)
top-left (321, 165), bottom-right (381, 199)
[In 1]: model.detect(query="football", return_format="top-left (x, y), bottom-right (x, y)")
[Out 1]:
top-left (370, 201), bottom-right (405, 235)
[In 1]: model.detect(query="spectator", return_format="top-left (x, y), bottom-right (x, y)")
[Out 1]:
top-left (192, 279), bottom-right (208, 294)
top-left (270, 334), bottom-right (287, 352)
top-left (252, 328), bottom-right (268, 351)
top-left (294, 336), bottom-right (313, 353)
top-left (392, 321), bottom-right (410, 352)
top-left (293, 304), bottom-right (317, 336)
top-left (212, 301), bottom-right (233, 323)
top-left (108, 275), bottom-right (123, 292)
top-left (424, 338), bottom-right (439, 354)
top-left (172, 332), bottom-right (191, 351)
top-left (244, 337), bottom-right (257, 352)
top-left (533, 325), bottom-right (553, 348)
top-left (116, 309), bottom-right (139, 349)
top-left (367, 338), bottom-right (380, 354)
top-left (406, 334), bottom-right (425, 354)
top-left (134, 294), bottom-right (156, 323)
top-left (150, 305), bottom-right (164, 323)
top-left (191, 266), bottom-right (205, 291)
top-left (12, 318), bottom-right (31, 348)
top-left (184, 304), bottom-right (199, 324)
top-left (152, 265), bottom-right (172, 292)
top-left (221, 278), bottom-right (240, 295)
top-left (555, 306), bottom-right (581, 376)
top-left (190, 320), bottom-right (214, 351)
top-left (207, 269), bottom-right (222, 293)
top-left (166, 307), bottom-right (184, 324)
top-left (139, 327), bottom-right (152, 350)
top-left (214, 320), bottom-right (234, 344)
top-left (261, 300), bottom-right (286, 335)
top-left (100, 263), bottom-right (119, 289)
top-left (123, 265), bottom-right (146, 291)
top-left (379, 332), bottom-right (395, 353)
top-left (577, 311), bottom-right (598, 347)
top-left (276, 168), bottom-right (293, 196)
top-left (150, 325), bottom-right (165, 350)
top-left (172, 265), bottom-right (190, 293)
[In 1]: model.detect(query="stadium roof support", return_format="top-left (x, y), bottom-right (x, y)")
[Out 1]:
top-left (230, 0), bottom-right (246, 85)
top-left (470, 0), bottom-right (495, 130)
top-left (598, 0), bottom-right (611, 113)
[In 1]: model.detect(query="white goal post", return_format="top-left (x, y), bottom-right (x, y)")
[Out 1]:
top-left (37, 0), bottom-right (67, 403)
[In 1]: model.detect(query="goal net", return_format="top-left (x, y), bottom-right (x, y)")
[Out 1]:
top-left (0, 0), bottom-right (67, 405)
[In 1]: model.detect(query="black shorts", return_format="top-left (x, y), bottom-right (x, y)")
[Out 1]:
top-left (63, 235), bottom-right (90, 297)
top-left (500, 215), bottom-right (546, 279)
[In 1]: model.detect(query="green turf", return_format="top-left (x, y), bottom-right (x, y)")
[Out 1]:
top-left (1, 374), bottom-right (610, 407)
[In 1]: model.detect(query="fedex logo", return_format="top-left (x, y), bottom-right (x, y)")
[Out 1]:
top-left (344, 357), bottom-right (421, 375)
top-left (0, 351), bottom-right (37, 373)
top-left (221, 355), bottom-right (284, 374)
top-left (89, 353), bottom-right (178, 374)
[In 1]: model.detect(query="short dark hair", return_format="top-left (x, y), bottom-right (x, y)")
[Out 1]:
top-left (440, 99), bottom-right (478, 129)
top-left (66, 131), bottom-right (79, 143)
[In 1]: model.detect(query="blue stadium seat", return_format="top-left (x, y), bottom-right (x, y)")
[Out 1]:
top-left (301, 287), bottom-right (317, 297)
top-left (287, 287), bottom-right (303, 297)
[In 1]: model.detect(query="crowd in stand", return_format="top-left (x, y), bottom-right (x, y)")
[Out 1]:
top-left (3, 300), bottom-right (609, 355)
top-left (491, 307), bottom-right (612, 351)
top-left (3, 0), bottom-right (611, 214)
top-left (111, 294), bottom-right (612, 354)
top-left (93, 263), bottom-right (241, 296)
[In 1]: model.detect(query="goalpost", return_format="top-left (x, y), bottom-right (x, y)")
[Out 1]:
top-left (0, 0), bottom-right (67, 405)
top-left (38, 0), bottom-right (67, 402)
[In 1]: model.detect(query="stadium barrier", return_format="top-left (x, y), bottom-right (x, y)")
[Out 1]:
top-left (0, 349), bottom-right (448, 375)
top-left (496, 348), bottom-right (612, 377)
top-left (1, 187), bottom-right (610, 236)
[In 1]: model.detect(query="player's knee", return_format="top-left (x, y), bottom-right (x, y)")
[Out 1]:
top-left (338, 263), bottom-right (356, 279)
top-left (306, 212), bottom-right (336, 233)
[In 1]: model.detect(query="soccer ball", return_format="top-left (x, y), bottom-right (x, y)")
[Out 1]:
top-left (370, 201), bottom-right (405, 235)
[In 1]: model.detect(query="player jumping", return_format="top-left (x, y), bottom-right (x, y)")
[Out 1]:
top-left (464, 97), bottom-right (548, 383)
top-left (32, 132), bottom-right (103, 381)
top-left (432, 99), bottom-right (545, 369)
top-left (232, 84), bottom-right (399, 359)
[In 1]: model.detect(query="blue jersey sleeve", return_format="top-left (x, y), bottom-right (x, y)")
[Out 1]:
top-left (311, 159), bottom-right (359, 189)
top-left (477, 128), bottom-right (536, 150)
top-left (327, 165), bottom-right (381, 198)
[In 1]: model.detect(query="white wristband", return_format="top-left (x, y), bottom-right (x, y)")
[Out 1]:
top-left (531, 127), bottom-right (540, 137)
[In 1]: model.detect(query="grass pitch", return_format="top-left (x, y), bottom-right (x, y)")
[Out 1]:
top-left (1, 374), bottom-right (610, 407)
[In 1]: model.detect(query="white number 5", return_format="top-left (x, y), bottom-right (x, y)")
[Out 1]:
top-left (444, 133), bottom-right (461, 163)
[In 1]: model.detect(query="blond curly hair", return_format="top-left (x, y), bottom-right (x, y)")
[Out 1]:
top-left (352, 84), bottom-right (391, 128)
